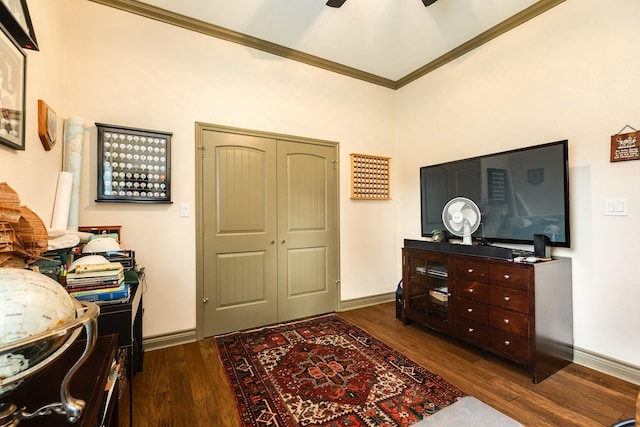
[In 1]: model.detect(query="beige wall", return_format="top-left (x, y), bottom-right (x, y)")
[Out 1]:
top-left (396, 0), bottom-right (640, 367)
top-left (0, 0), bottom-right (66, 221)
top-left (1, 0), bottom-right (639, 370)
top-left (0, 0), bottom-right (398, 338)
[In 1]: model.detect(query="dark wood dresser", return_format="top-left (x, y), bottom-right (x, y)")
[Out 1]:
top-left (402, 242), bottom-right (573, 383)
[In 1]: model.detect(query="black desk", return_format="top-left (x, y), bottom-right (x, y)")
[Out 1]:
top-left (5, 334), bottom-right (118, 427)
top-left (97, 271), bottom-right (144, 376)
top-left (96, 270), bottom-right (143, 426)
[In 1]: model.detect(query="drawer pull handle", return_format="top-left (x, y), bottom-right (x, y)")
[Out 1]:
top-left (504, 296), bottom-right (510, 302)
top-left (468, 288), bottom-right (474, 293)
top-left (468, 268), bottom-right (474, 273)
top-left (504, 274), bottom-right (510, 280)
top-left (504, 319), bottom-right (510, 324)
top-left (467, 308), bottom-right (473, 313)
top-left (468, 328), bottom-right (474, 333)
top-left (504, 340), bottom-right (510, 346)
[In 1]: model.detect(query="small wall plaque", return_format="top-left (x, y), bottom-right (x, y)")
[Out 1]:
top-left (96, 123), bottom-right (172, 203)
top-left (611, 128), bottom-right (640, 162)
top-left (37, 100), bottom-right (56, 151)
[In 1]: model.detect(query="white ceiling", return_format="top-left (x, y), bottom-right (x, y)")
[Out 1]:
top-left (136, 0), bottom-right (541, 82)
top-left (114, 0), bottom-right (564, 87)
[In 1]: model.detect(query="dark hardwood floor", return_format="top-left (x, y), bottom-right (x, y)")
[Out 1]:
top-left (127, 302), bottom-right (638, 426)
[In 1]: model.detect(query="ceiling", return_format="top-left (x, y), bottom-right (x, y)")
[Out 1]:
top-left (91, 0), bottom-right (565, 89)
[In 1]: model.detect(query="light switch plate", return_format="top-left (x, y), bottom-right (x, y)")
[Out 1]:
top-left (604, 198), bottom-right (628, 216)
top-left (180, 203), bottom-right (190, 218)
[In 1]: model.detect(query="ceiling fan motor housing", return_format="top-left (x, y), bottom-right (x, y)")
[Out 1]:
top-left (326, 0), bottom-right (347, 8)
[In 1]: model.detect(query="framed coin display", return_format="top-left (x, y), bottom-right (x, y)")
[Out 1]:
top-left (96, 123), bottom-right (172, 203)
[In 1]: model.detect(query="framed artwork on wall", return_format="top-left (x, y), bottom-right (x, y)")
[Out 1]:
top-left (0, 23), bottom-right (25, 150)
top-left (96, 123), bottom-right (172, 203)
top-left (37, 99), bottom-right (56, 151)
top-left (0, 0), bottom-right (38, 50)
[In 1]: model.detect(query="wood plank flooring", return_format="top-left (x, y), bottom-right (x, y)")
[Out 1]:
top-left (126, 302), bottom-right (638, 426)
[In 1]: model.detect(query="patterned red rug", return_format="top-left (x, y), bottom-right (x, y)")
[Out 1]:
top-left (214, 314), bottom-right (466, 426)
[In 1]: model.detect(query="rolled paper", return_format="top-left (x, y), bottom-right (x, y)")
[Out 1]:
top-left (50, 171), bottom-right (73, 231)
top-left (63, 117), bottom-right (85, 231)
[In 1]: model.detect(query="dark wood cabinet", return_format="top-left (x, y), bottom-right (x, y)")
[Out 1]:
top-left (6, 335), bottom-right (118, 427)
top-left (402, 244), bottom-right (573, 383)
top-left (402, 249), bottom-right (452, 333)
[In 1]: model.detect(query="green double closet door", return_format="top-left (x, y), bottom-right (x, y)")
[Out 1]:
top-left (198, 125), bottom-right (339, 337)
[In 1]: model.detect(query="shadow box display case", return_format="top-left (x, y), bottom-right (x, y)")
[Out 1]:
top-left (96, 123), bottom-right (172, 203)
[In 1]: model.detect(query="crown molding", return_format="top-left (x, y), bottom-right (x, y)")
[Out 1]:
top-left (396, 0), bottom-right (566, 88)
top-left (89, 0), bottom-right (565, 90)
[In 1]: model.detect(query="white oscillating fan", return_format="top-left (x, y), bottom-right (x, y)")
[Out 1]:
top-left (442, 197), bottom-right (481, 245)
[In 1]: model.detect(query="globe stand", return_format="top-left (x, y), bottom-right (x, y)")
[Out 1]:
top-left (0, 302), bottom-right (100, 426)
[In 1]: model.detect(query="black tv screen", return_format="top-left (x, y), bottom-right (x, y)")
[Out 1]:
top-left (420, 140), bottom-right (570, 247)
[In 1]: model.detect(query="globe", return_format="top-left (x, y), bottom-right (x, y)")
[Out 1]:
top-left (0, 268), bottom-right (79, 398)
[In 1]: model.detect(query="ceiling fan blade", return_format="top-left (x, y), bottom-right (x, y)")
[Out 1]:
top-left (326, 0), bottom-right (347, 7)
top-left (422, 0), bottom-right (437, 6)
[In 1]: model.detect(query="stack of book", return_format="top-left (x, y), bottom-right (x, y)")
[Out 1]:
top-left (67, 262), bottom-right (130, 304)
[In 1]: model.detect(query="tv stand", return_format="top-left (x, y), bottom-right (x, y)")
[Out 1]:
top-left (401, 240), bottom-right (573, 383)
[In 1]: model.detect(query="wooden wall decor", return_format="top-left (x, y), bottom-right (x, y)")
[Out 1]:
top-left (611, 125), bottom-right (640, 162)
top-left (37, 100), bottom-right (57, 151)
top-left (350, 153), bottom-right (390, 200)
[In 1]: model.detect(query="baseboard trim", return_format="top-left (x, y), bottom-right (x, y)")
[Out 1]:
top-left (339, 292), bottom-right (395, 312)
top-left (143, 328), bottom-right (196, 351)
top-left (574, 346), bottom-right (640, 386)
top-left (140, 294), bottom-right (397, 351)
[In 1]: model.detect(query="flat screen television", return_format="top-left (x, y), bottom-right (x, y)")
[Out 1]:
top-left (420, 140), bottom-right (570, 247)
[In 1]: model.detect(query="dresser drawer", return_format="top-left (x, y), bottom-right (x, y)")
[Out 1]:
top-left (456, 260), bottom-right (488, 282)
top-left (489, 329), bottom-right (530, 364)
top-left (456, 280), bottom-right (489, 303)
top-left (455, 297), bottom-right (488, 324)
top-left (489, 307), bottom-right (529, 337)
top-left (489, 286), bottom-right (529, 314)
top-left (489, 264), bottom-right (529, 290)
top-left (456, 317), bottom-right (489, 347)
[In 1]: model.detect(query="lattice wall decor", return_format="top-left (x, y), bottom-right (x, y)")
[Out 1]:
top-left (350, 153), bottom-right (391, 200)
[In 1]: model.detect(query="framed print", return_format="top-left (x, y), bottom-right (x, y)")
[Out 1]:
top-left (96, 123), bottom-right (172, 203)
top-left (37, 99), bottom-right (56, 150)
top-left (0, 24), bottom-right (25, 150)
top-left (0, 0), bottom-right (38, 50)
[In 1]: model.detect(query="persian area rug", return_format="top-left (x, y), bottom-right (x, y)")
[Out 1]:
top-left (214, 314), bottom-right (466, 427)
